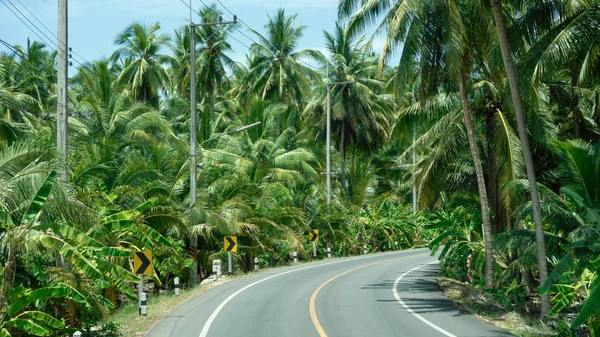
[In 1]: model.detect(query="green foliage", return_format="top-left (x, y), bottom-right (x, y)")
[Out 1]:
top-left (2, 1), bottom-right (600, 335)
top-left (153, 238), bottom-right (194, 280)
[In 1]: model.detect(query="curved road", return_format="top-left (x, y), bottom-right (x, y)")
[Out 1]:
top-left (148, 249), bottom-right (513, 337)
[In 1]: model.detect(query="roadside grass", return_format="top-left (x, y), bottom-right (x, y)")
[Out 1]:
top-left (106, 277), bottom-right (237, 337)
top-left (438, 277), bottom-right (556, 337)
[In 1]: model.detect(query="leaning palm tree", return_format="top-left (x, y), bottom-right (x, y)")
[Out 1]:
top-left (246, 8), bottom-right (323, 134)
top-left (338, 0), bottom-right (497, 289)
top-left (111, 22), bottom-right (172, 107)
top-left (488, 0), bottom-right (550, 316)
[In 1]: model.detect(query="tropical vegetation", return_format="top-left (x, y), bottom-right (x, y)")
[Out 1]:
top-left (1, 0), bottom-right (600, 335)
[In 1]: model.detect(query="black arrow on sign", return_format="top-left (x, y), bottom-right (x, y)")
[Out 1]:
top-left (225, 236), bottom-right (236, 252)
top-left (310, 230), bottom-right (318, 242)
top-left (135, 251), bottom-right (151, 274)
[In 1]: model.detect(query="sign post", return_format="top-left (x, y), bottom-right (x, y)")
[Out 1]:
top-left (224, 236), bottom-right (237, 275)
top-left (309, 230), bottom-right (319, 258)
top-left (133, 250), bottom-right (152, 315)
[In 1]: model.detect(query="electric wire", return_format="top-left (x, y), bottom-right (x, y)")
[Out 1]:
top-left (13, 0), bottom-right (88, 65)
top-left (0, 0), bottom-right (86, 68)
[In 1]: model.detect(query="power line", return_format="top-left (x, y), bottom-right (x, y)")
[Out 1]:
top-left (1, 0), bottom-right (56, 50)
top-left (225, 30), bottom-right (251, 50)
top-left (180, 0), bottom-right (201, 17)
top-left (1, 38), bottom-right (156, 136)
top-left (210, 0), bottom-right (322, 72)
top-left (13, 0), bottom-right (88, 65)
top-left (0, 0), bottom-right (86, 68)
top-left (213, 0), bottom-right (253, 33)
top-left (15, 0), bottom-right (56, 39)
top-left (3, 0), bottom-right (87, 66)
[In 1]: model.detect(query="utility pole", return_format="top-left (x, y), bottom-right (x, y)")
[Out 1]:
top-left (411, 91), bottom-right (417, 216)
top-left (57, 0), bottom-right (68, 181)
top-left (325, 80), bottom-right (354, 208)
top-left (189, 22), bottom-right (198, 287)
top-left (326, 85), bottom-right (332, 208)
top-left (188, 15), bottom-right (237, 287)
top-left (325, 80), bottom-right (353, 257)
top-left (412, 122), bottom-right (417, 216)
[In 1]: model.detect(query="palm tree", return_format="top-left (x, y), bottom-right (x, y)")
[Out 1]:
top-left (246, 8), bottom-right (323, 134)
top-left (311, 22), bottom-right (394, 195)
top-left (196, 5), bottom-right (237, 124)
top-left (339, 0), bottom-right (503, 289)
top-left (488, 0), bottom-right (550, 317)
top-left (111, 22), bottom-right (172, 107)
top-left (169, 27), bottom-right (192, 99)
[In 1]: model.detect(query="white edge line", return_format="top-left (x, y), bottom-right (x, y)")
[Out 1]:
top-left (393, 261), bottom-right (458, 337)
top-left (199, 252), bottom-right (411, 337)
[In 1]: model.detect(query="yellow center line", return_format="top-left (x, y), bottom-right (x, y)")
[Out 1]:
top-left (309, 253), bottom-right (428, 337)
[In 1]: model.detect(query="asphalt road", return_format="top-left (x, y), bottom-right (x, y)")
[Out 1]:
top-left (147, 248), bottom-right (514, 337)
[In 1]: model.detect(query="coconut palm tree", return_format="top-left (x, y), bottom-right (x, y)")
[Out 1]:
top-left (306, 22), bottom-right (394, 196)
top-left (246, 8), bottom-right (323, 134)
top-left (195, 5), bottom-right (237, 124)
top-left (112, 22), bottom-right (172, 107)
top-left (488, 0), bottom-right (551, 316)
top-left (169, 27), bottom-right (192, 99)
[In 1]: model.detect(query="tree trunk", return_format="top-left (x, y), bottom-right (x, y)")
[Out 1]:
top-left (595, 91), bottom-right (600, 127)
top-left (0, 237), bottom-right (16, 321)
top-left (486, 108), bottom-right (498, 234)
top-left (489, 0), bottom-right (550, 317)
top-left (340, 120), bottom-right (347, 196)
top-left (571, 63), bottom-right (582, 139)
top-left (458, 75), bottom-right (494, 290)
top-left (210, 89), bottom-right (215, 124)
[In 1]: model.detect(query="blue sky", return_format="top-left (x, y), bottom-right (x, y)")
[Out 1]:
top-left (0, 0), bottom-right (389, 68)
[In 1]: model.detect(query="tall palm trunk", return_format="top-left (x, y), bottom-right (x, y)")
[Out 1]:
top-left (340, 120), bottom-right (347, 195)
top-left (458, 75), bottom-right (494, 289)
top-left (571, 63), bottom-right (582, 138)
top-left (489, 0), bottom-right (550, 317)
top-left (210, 89), bottom-right (215, 123)
top-left (0, 235), bottom-right (16, 320)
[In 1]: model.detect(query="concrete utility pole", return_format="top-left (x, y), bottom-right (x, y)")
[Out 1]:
top-left (57, 0), bottom-right (68, 181)
top-left (188, 14), bottom-right (239, 286)
top-left (326, 80), bottom-right (354, 208)
top-left (324, 80), bottom-right (353, 258)
top-left (411, 92), bottom-right (417, 216)
top-left (412, 122), bottom-right (417, 216)
top-left (189, 22), bottom-right (198, 286)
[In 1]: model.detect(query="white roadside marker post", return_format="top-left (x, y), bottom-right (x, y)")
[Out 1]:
top-left (174, 277), bottom-right (180, 296)
top-left (254, 257), bottom-right (259, 271)
top-left (140, 293), bottom-right (147, 316)
top-left (293, 251), bottom-right (298, 263)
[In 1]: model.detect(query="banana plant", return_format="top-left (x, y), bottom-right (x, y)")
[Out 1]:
top-left (0, 283), bottom-right (89, 337)
top-left (427, 204), bottom-right (486, 284)
top-left (0, 171), bottom-right (92, 336)
top-left (540, 237), bottom-right (600, 334)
